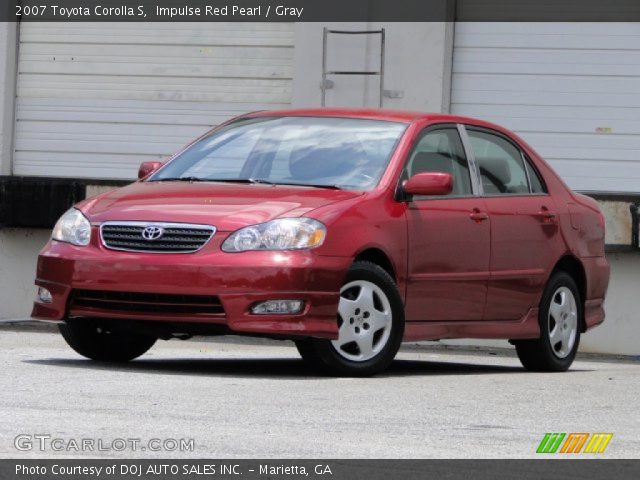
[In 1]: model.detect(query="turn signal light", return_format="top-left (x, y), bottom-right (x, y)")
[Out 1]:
top-left (37, 287), bottom-right (53, 304)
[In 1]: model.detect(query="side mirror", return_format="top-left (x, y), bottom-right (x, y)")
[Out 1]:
top-left (138, 161), bottom-right (164, 180)
top-left (403, 172), bottom-right (453, 197)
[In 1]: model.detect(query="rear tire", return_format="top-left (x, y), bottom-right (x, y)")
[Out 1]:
top-left (59, 320), bottom-right (156, 362)
top-left (515, 271), bottom-right (581, 372)
top-left (295, 261), bottom-right (404, 376)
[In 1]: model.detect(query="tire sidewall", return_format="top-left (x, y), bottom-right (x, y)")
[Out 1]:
top-left (538, 271), bottom-right (582, 370)
top-left (313, 262), bottom-right (405, 376)
top-left (59, 320), bottom-right (156, 362)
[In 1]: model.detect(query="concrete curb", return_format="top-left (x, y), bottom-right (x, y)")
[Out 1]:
top-left (0, 319), bottom-right (58, 332)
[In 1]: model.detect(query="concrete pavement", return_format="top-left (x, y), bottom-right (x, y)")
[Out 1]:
top-left (1, 330), bottom-right (638, 458)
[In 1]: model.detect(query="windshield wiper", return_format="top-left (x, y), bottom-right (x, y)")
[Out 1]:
top-left (223, 179), bottom-right (343, 189)
top-left (268, 181), bottom-right (343, 190)
top-left (237, 178), bottom-right (343, 189)
top-left (149, 177), bottom-right (342, 189)
top-left (150, 177), bottom-right (207, 182)
top-left (150, 177), bottom-right (262, 184)
top-left (205, 178), bottom-right (277, 185)
top-left (189, 178), bottom-right (270, 185)
top-left (185, 178), bottom-right (280, 186)
top-left (249, 178), bottom-right (277, 185)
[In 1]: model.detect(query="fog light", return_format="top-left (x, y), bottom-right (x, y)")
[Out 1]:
top-left (251, 300), bottom-right (304, 315)
top-left (37, 287), bottom-right (53, 304)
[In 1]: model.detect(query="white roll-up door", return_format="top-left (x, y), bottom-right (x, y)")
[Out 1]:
top-left (14, 22), bottom-right (294, 179)
top-left (451, 22), bottom-right (640, 193)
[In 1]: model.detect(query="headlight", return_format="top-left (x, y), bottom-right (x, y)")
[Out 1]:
top-left (51, 208), bottom-right (91, 246)
top-left (222, 218), bottom-right (326, 252)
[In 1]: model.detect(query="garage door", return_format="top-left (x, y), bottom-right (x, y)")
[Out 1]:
top-left (14, 22), bottom-right (294, 179)
top-left (451, 22), bottom-right (640, 193)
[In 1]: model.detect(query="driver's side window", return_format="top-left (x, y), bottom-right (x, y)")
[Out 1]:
top-left (404, 128), bottom-right (473, 197)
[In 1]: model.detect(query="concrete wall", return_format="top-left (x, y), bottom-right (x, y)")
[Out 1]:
top-left (0, 23), bottom-right (30, 319)
top-left (584, 252), bottom-right (640, 355)
top-left (0, 229), bottom-right (49, 318)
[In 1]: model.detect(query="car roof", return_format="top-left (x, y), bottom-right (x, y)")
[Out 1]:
top-left (244, 108), bottom-right (501, 129)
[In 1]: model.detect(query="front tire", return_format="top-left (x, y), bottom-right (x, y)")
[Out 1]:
top-left (296, 261), bottom-right (404, 376)
top-left (515, 271), bottom-right (581, 372)
top-left (59, 320), bottom-right (156, 362)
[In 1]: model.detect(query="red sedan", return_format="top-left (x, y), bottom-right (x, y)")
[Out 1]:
top-left (32, 109), bottom-right (610, 375)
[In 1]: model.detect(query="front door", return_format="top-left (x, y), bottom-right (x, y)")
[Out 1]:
top-left (404, 126), bottom-right (490, 322)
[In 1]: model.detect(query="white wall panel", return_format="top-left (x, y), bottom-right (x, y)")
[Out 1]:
top-left (451, 22), bottom-right (640, 193)
top-left (14, 22), bottom-right (294, 179)
top-left (0, 23), bottom-right (17, 175)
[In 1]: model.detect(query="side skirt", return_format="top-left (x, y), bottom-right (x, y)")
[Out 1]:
top-left (403, 308), bottom-right (541, 342)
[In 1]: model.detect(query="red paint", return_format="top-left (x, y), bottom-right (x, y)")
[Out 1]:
top-left (405, 197), bottom-right (490, 322)
top-left (32, 109), bottom-right (610, 342)
top-left (138, 161), bottom-right (163, 180)
top-left (403, 172), bottom-right (453, 196)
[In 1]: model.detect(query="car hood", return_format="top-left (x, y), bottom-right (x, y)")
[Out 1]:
top-left (80, 182), bottom-right (362, 231)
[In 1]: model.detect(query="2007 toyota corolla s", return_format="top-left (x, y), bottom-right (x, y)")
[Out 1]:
top-left (32, 109), bottom-right (610, 376)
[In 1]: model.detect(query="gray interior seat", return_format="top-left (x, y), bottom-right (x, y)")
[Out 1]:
top-left (410, 152), bottom-right (454, 177)
top-left (477, 156), bottom-right (511, 194)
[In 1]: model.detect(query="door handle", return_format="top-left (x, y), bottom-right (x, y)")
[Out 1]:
top-left (469, 209), bottom-right (489, 223)
top-left (538, 206), bottom-right (557, 224)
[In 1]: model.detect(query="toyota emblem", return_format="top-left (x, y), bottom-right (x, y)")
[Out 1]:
top-left (141, 225), bottom-right (164, 241)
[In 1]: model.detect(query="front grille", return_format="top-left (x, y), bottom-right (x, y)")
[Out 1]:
top-left (100, 222), bottom-right (215, 253)
top-left (70, 290), bottom-right (225, 315)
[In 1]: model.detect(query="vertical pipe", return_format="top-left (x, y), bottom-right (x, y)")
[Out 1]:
top-left (321, 27), bottom-right (328, 107)
top-left (631, 203), bottom-right (639, 248)
top-left (379, 28), bottom-right (385, 108)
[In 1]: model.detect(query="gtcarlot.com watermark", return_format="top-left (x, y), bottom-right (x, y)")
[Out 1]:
top-left (15, 434), bottom-right (195, 452)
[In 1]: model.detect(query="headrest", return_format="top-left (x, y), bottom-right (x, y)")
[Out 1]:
top-left (477, 156), bottom-right (511, 185)
top-left (410, 152), bottom-right (453, 176)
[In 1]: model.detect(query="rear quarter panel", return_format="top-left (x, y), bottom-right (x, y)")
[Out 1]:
top-left (566, 194), bottom-right (607, 258)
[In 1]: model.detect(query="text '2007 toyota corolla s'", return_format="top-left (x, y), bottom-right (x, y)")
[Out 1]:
top-left (32, 109), bottom-right (610, 376)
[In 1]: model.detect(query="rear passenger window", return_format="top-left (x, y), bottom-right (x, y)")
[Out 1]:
top-left (524, 157), bottom-right (546, 193)
top-left (404, 128), bottom-right (473, 197)
top-left (467, 130), bottom-right (530, 195)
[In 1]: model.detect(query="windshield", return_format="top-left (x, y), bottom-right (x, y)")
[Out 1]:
top-left (149, 116), bottom-right (406, 190)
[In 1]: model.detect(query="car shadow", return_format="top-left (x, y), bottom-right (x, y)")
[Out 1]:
top-left (24, 357), bottom-right (591, 379)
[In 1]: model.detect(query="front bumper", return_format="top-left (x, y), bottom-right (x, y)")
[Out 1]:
top-left (32, 234), bottom-right (350, 339)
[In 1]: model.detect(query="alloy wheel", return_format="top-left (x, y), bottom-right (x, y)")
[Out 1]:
top-left (548, 286), bottom-right (578, 358)
top-left (331, 279), bottom-right (393, 362)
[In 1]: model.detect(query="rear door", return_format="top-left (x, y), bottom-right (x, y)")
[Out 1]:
top-left (464, 126), bottom-right (560, 321)
top-left (404, 125), bottom-right (490, 322)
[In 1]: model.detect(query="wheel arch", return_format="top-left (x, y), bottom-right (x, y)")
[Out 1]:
top-left (551, 255), bottom-right (587, 332)
top-left (354, 247), bottom-right (397, 282)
